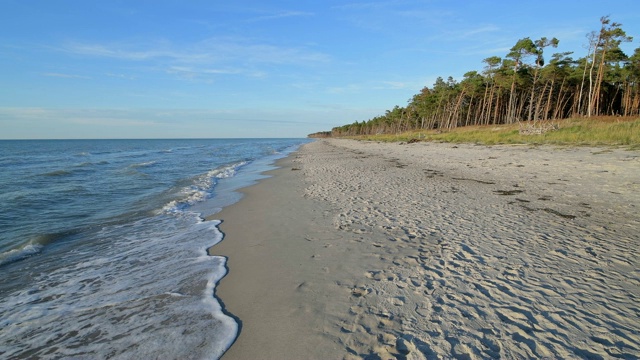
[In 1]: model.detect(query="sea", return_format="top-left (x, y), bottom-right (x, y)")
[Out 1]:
top-left (0, 138), bottom-right (311, 359)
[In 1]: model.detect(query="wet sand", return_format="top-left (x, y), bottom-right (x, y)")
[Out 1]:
top-left (211, 138), bottom-right (640, 359)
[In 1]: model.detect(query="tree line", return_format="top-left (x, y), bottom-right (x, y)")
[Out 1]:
top-left (319, 17), bottom-right (638, 138)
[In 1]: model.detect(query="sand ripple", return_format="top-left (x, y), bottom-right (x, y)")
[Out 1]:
top-left (297, 139), bottom-right (639, 359)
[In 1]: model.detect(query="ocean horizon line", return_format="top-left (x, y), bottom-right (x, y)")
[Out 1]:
top-left (0, 136), bottom-right (308, 141)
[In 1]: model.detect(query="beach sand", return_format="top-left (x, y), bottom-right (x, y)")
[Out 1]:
top-left (211, 138), bottom-right (640, 359)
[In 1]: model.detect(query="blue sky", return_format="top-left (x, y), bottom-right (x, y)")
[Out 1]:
top-left (1, 1), bottom-right (639, 139)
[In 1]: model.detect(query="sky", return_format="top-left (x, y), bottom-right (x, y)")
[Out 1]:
top-left (1, 1), bottom-right (639, 139)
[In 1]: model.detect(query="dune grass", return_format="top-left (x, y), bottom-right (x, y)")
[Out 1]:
top-left (350, 117), bottom-right (640, 149)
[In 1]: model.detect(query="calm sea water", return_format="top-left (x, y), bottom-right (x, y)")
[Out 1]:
top-left (0, 138), bottom-right (310, 359)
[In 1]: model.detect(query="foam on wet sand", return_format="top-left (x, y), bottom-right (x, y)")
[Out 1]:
top-left (212, 138), bottom-right (640, 359)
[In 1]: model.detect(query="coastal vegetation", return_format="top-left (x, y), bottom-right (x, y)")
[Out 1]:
top-left (334, 117), bottom-right (640, 148)
top-left (311, 17), bottom-right (639, 146)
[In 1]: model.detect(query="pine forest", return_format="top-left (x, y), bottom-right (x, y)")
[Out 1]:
top-left (325, 17), bottom-right (639, 137)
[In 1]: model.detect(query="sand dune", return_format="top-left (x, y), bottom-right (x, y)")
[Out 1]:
top-left (216, 138), bottom-right (639, 359)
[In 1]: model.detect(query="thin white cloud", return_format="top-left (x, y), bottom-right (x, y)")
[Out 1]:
top-left (106, 73), bottom-right (137, 80)
top-left (62, 42), bottom-right (206, 62)
top-left (460, 25), bottom-right (501, 38)
top-left (248, 10), bottom-right (314, 22)
top-left (425, 24), bottom-right (501, 43)
top-left (327, 79), bottom-right (416, 94)
top-left (62, 37), bottom-right (330, 65)
top-left (59, 37), bottom-right (331, 82)
top-left (375, 81), bottom-right (409, 90)
top-left (167, 66), bottom-right (241, 77)
top-left (396, 9), bottom-right (455, 23)
top-left (331, 1), bottom-right (393, 10)
top-left (0, 107), bottom-right (157, 126)
top-left (42, 72), bottom-right (91, 79)
top-left (0, 107), bottom-right (49, 121)
top-left (165, 65), bottom-right (268, 82)
top-left (69, 117), bottom-right (158, 127)
top-left (327, 83), bottom-right (362, 94)
top-left (196, 38), bottom-right (331, 65)
top-left (0, 107), bottom-right (324, 126)
top-left (333, 2), bottom-right (455, 32)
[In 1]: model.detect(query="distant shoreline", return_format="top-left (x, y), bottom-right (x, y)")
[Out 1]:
top-left (310, 116), bottom-right (640, 149)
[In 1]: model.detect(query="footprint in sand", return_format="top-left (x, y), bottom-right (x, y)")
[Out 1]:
top-left (351, 287), bottom-right (370, 298)
top-left (392, 296), bottom-right (406, 306)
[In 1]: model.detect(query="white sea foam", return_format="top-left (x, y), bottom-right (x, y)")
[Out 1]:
top-left (0, 243), bottom-right (43, 266)
top-left (0, 215), bottom-right (237, 359)
top-left (161, 162), bottom-right (247, 215)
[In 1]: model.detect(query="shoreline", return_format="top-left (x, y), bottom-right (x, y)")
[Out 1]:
top-left (207, 153), bottom-right (343, 359)
top-left (210, 139), bottom-right (639, 359)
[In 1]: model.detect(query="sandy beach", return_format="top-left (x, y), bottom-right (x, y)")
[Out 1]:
top-left (211, 138), bottom-right (639, 359)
